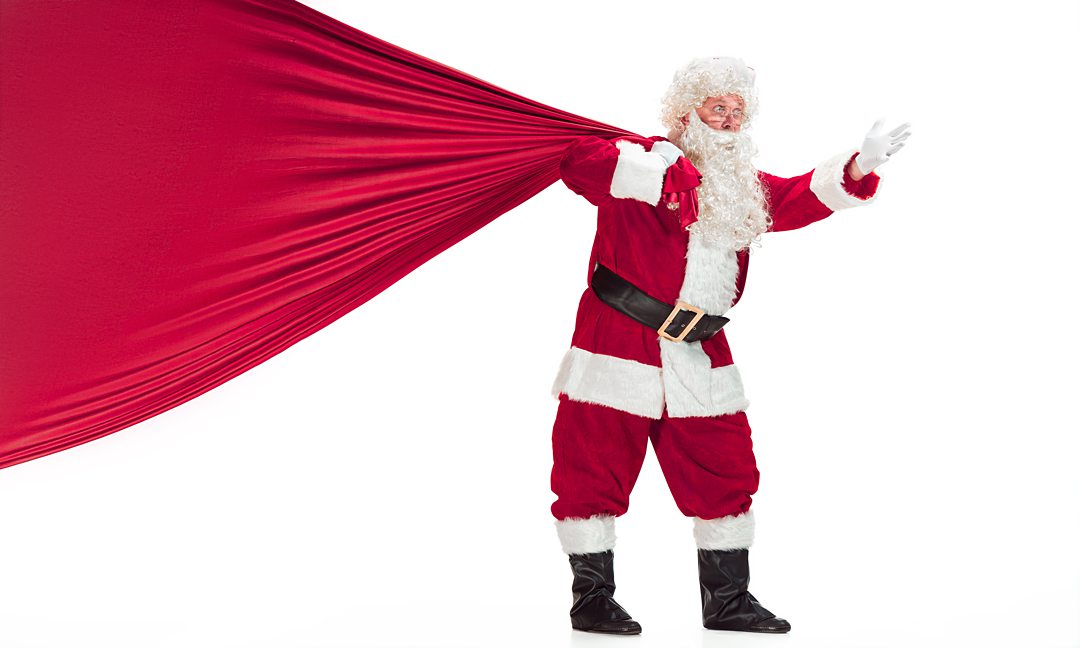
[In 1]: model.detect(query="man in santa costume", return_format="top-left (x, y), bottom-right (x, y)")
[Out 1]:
top-left (549, 56), bottom-right (910, 635)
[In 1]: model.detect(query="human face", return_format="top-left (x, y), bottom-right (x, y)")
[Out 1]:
top-left (687, 94), bottom-right (745, 132)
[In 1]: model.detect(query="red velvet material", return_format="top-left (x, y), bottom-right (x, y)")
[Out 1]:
top-left (0, 0), bottom-right (635, 469)
top-left (558, 136), bottom-right (870, 371)
top-left (561, 135), bottom-right (733, 368)
top-left (759, 170), bottom-right (835, 232)
top-left (550, 394), bottom-right (759, 520)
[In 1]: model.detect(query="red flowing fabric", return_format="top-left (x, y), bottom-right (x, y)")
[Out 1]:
top-left (0, 0), bottom-right (633, 470)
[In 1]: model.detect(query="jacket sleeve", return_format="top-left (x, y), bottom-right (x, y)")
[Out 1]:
top-left (761, 149), bottom-right (881, 232)
top-left (559, 136), bottom-right (671, 207)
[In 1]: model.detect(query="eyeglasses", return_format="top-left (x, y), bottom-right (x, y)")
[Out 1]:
top-left (710, 106), bottom-right (744, 120)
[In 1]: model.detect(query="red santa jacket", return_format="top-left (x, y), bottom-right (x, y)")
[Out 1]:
top-left (551, 134), bottom-right (880, 418)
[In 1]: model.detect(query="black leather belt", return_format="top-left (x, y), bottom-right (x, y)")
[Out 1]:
top-left (590, 263), bottom-right (729, 343)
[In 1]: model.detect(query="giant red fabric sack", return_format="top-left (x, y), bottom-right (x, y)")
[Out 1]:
top-left (0, 0), bottom-right (632, 469)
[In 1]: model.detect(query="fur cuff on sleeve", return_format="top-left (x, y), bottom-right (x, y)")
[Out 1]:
top-left (809, 148), bottom-right (880, 211)
top-left (610, 140), bottom-right (668, 206)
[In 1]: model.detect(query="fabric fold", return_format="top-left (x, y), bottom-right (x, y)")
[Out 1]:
top-left (0, 0), bottom-right (633, 469)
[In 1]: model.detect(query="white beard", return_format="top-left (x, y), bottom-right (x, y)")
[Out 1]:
top-left (673, 111), bottom-right (771, 251)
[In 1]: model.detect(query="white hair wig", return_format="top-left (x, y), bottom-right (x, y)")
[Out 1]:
top-left (660, 57), bottom-right (758, 133)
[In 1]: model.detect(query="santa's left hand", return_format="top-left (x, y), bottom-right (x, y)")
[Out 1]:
top-left (854, 119), bottom-right (911, 175)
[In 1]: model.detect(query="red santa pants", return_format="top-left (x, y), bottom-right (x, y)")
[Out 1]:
top-left (550, 394), bottom-right (760, 521)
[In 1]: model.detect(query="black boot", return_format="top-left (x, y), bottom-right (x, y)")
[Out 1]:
top-left (567, 550), bottom-right (642, 635)
top-left (698, 548), bottom-right (791, 633)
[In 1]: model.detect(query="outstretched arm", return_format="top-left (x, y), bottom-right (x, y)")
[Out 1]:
top-left (764, 118), bottom-right (911, 232)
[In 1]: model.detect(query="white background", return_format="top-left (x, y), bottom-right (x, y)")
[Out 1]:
top-left (2, 1), bottom-right (1078, 647)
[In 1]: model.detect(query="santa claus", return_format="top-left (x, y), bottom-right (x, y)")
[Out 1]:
top-left (549, 56), bottom-right (910, 635)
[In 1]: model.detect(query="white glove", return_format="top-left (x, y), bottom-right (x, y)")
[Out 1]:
top-left (854, 119), bottom-right (911, 175)
top-left (650, 140), bottom-right (684, 168)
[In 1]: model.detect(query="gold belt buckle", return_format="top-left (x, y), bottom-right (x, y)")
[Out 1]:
top-left (657, 300), bottom-right (705, 342)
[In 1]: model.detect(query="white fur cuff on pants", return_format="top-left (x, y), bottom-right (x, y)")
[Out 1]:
top-left (693, 510), bottom-right (755, 550)
top-left (555, 515), bottom-right (616, 554)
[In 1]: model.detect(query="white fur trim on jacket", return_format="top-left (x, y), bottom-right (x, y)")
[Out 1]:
top-left (657, 227), bottom-right (749, 418)
top-left (693, 510), bottom-right (755, 550)
top-left (609, 140), bottom-right (668, 206)
top-left (551, 345), bottom-right (749, 420)
top-left (809, 148), bottom-right (879, 211)
top-left (556, 514), bottom-right (616, 554)
top-left (552, 226), bottom-right (749, 421)
top-left (659, 340), bottom-right (749, 418)
top-left (680, 227), bottom-right (740, 315)
top-left (551, 346), bottom-right (665, 419)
